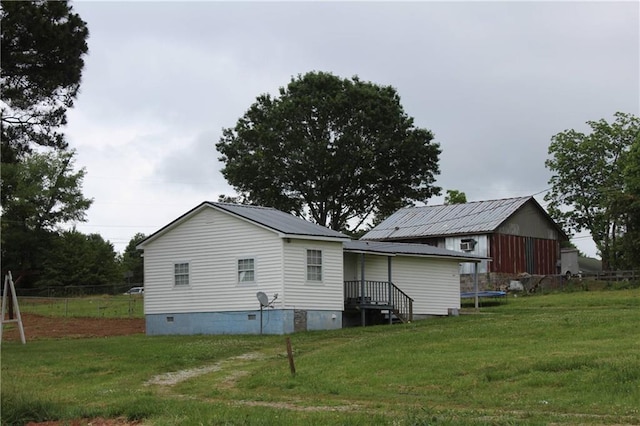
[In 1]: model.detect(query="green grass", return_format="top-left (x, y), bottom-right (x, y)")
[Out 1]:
top-left (16, 295), bottom-right (144, 318)
top-left (2, 289), bottom-right (639, 425)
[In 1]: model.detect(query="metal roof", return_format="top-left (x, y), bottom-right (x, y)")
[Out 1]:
top-left (211, 202), bottom-right (349, 239)
top-left (344, 240), bottom-right (487, 262)
top-left (362, 196), bottom-right (534, 240)
top-left (138, 202), bottom-right (349, 248)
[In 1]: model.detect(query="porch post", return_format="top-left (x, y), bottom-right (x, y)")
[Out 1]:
top-left (388, 256), bottom-right (393, 324)
top-left (360, 253), bottom-right (366, 327)
top-left (474, 261), bottom-right (479, 310)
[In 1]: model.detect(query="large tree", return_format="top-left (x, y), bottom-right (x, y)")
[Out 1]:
top-left (1, 150), bottom-right (93, 280)
top-left (0, 0), bottom-right (89, 159)
top-left (616, 137), bottom-right (640, 268)
top-left (545, 112), bottom-right (640, 269)
top-left (217, 72), bottom-right (441, 232)
top-left (1, 1), bottom-right (92, 285)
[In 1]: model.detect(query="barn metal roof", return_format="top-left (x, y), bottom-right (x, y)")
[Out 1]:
top-left (362, 196), bottom-right (534, 240)
top-left (344, 240), bottom-right (487, 262)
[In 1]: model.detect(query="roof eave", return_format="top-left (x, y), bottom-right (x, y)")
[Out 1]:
top-left (281, 234), bottom-right (351, 242)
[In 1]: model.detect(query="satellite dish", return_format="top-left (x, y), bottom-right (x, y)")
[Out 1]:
top-left (256, 291), bottom-right (269, 307)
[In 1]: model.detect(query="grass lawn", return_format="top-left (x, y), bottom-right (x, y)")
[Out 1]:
top-left (17, 294), bottom-right (144, 318)
top-left (2, 289), bottom-right (639, 425)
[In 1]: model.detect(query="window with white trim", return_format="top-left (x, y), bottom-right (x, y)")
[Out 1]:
top-left (174, 262), bottom-right (189, 286)
top-left (238, 258), bottom-right (255, 283)
top-left (306, 249), bottom-right (322, 281)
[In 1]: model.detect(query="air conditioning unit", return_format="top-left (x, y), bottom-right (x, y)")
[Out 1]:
top-left (460, 241), bottom-right (474, 252)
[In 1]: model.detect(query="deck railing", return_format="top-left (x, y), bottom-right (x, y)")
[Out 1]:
top-left (344, 280), bottom-right (413, 323)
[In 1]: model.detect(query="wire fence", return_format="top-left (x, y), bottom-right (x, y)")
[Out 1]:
top-left (12, 282), bottom-right (143, 298)
top-left (15, 295), bottom-right (144, 318)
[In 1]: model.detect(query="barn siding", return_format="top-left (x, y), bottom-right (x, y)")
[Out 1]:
top-left (489, 234), bottom-right (559, 275)
top-left (498, 201), bottom-right (559, 240)
top-left (142, 208), bottom-right (285, 315)
top-left (444, 235), bottom-right (489, 274)
top-left (345, 254), bottom-right (461, 316)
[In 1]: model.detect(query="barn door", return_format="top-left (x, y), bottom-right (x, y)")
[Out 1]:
top-left (525, 237), bottom-right (535, 273)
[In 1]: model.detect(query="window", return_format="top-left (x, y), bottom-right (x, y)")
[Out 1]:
top-left (306, 249), bottom-right (322, 281)
top-left (238, 258), bottom-right (255, 283)
top-left (174, 262), bottom-right (189, 286)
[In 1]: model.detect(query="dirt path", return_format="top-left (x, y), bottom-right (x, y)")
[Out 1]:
top-left (2, 313), bottom-right (145, 341)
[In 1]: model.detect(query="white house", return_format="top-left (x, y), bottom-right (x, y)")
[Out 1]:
top-left (342, 240), bottom-right (485, 325)
top-left (138, 202), bottom-right (486, 335)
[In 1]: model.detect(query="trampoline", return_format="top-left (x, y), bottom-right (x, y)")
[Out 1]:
top-left (460, 290), bottom-right (507, 299)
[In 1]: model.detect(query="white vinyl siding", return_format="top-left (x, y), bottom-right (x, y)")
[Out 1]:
top-left (283, 239), bottom-right (343, 311)
top-left (346, 254), bottom-right (460, 316)
top-left (142, 208), bottom-right (285, 315)
top-left (306, 249), bottom-right (322, 282)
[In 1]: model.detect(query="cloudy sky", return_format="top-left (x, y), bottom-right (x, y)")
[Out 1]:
top-left (64, 1), bottom-right (639, 257)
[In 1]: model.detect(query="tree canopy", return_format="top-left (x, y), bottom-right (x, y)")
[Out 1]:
top-left (444, 189), bottom-right (467, 205)
top-left (0, 1), bottom-right (98, 288)
top-left (1, 150), bottom-right (93, 281)
top-left (1, 0), bottom-right (89, 158)
top-left (545, 112), bottom-right (640, 269)
top-left (121, 233), bottom-right (146, 285)
top-left (38, 230), bottom-right (121, 289)
top-left (217, 71), bottom-right (441, 232)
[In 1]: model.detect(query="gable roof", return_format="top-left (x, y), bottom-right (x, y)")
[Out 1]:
top-left (138, 202), bottom-right (349, 248)
top-left (362, 196), bottom-right (564, 240)
top-left (344, 240), bottom-right (488, 262)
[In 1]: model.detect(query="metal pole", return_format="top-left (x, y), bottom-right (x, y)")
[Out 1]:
top-left (388, 256), bottom-right (393, 324)
top-left (361, 253), bottom-right (366, 327)
top-left (474, 262), bottom-right (479, 310)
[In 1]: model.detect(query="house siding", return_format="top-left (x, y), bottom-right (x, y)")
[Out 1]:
top-left (142, 208), bottom-right (285, 316)
top-left (347, 254), bottom-right (460, 316)
top-left (282, 239), bottom-right (344, 312)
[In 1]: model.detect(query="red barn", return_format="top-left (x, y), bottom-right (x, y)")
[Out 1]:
top-left (362, 196), bottom-right (568, 289)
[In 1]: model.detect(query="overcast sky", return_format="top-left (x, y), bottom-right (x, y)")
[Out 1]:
top-left (64, 1), bottom-right (639, 257)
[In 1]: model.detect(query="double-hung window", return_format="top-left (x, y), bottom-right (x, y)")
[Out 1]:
top-left (306, 249), bottom-right (322, 282)
top-left (238, 258), bottom-right (255, 283)
top-left (174, 262), bottom-right (189, 286)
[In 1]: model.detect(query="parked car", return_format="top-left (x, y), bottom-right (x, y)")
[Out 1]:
top-left (124, 286), bottom-right (144, 295)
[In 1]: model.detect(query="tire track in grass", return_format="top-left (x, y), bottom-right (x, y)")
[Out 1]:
top-left (144, 351), bottom-right (363, 412)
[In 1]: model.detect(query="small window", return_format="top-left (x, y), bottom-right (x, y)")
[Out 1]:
top-left (238, 258), bottom-right (255, 283)
top-left (174, 262), bottom-right (189, 286)
top-left (306, 249), bottom-right (322, 281)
